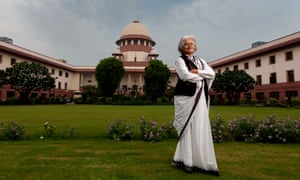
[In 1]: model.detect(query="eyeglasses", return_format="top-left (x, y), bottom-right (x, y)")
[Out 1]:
top-left (183, 43), bottom-right (195, 47)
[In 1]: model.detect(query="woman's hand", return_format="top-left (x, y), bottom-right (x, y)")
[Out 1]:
top-left (190, 69), bottom-right (198, 74)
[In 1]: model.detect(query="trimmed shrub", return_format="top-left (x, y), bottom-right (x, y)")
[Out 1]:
top-left (3, 120), bottom-right (26, 140)
top-left (291, 97), bottom-right (300, 108)
top-left (211, 114), bottom-right (226, 143)
top-left (107, 119), bottom-right (135, 141)
top-left (160, 121), bottom-right (177, 139)
top-left (228, 114), bottom-right (258, 142)
top-left (140, 117), bottom-right (165, 142)
top-left (254, 115), bottom-right (298, 143)
top-left (42, 121), bottom-right (56, 138)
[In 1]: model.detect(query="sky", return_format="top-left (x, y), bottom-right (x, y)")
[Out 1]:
top-left (1, 0), bottom-right (300, 67)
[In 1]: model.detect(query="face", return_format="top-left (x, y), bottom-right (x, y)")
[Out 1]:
top-left (182, 38), bottom-right (196, 56)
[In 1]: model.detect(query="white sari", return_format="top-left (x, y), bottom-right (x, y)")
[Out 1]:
top-left (173, 56), bottom-right (219, 175)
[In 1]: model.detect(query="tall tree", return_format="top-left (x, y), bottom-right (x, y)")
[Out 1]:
top-left (95, 57), bottom-right (124, 97)
top-left (212, 69), bottom-right (255, 104)
top-left (144, 59), bottom-right (170, 102)
top-left (4, 62), bottom-right (55, 103)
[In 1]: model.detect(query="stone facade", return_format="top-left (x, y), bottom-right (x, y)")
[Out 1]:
top-left (209, 32), bottom-right (300, 104)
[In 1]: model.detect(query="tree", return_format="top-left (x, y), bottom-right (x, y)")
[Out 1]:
top-left (95, 57), bottom-right (125, 97)
top-left (212, 69), bottom-right (255, 104)
top-left (3, 62), bottom-right (55, 103)
top-left (81, 85), bottom-right (98, 104)
top-left (0, 69), bottom-right (6, 87)
top-left (144, 59), bottom-right (170, 102)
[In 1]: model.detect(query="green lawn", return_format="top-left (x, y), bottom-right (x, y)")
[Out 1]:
top-left (1, 105), bottom-right (299, 139)
top-left (0, 105), bottom-right (300, 179)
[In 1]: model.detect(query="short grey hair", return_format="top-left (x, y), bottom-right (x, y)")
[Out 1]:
top-left (177, 35), bottom-right (197, 54)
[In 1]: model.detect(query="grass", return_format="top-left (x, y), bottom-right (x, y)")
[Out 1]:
top-left (0, 105), bottom-right (300, 179)
top-left (1, 105), bottom-right (299, 139)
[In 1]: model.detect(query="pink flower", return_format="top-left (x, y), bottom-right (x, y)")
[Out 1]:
top-left (269, 124), bottom-right (273, 128)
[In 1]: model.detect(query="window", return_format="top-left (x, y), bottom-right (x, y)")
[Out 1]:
top-left (217, 69), bottom-right (221, 74)
top-left (64, 82), bottom-right (67, 90)
top-left (256, 75), bottom-right (262, 85)
top-left (286, 91), bottom-right (298, 99)
top-left (256, 92), bottom-right (264, 101)
top-left (269, 55), bottom-right (275, 64)
top-left (233, 65), bottom-right (238, 70)
top-left (244, 62), bottom-right (249, 69)
top-left (58, 82), bottom-right (61, 89)
top-left (286, 51), bottom-right (293, 61)
top-left (255, 59), bottom-right (261, 67)
top-left (65, 72), bottom-right (69, 78)
top-left (0, 55), bottom-right (2, 64)
top-left (287, 70), bottom-right (294, 82)
top-left (10, 58), bottom-right (16, 65)
top-left (59, 71), bottom-right (62, 76)
top-left (51, 69), bottom-right (55, 74)
top-left (269, 73), bottom-right (277, 84)
top-left (285, 91), bottom-right (298, 105)
top-left (225, 67), bottom-right (229, 71)
top-left (270, 91), bottom-right (279, 99)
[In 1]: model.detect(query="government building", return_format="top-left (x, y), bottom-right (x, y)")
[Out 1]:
top-left (0, 21), bottom-right (299, 104)
top-left (0, 21), bottom-right (176, 101)
top-left (209, 32), bottom-right (300, 104)
top-left (112, 20), bottom-right (176, 96)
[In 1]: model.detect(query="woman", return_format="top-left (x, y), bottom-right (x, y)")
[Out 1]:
top-left (172, 35), bottom-right (219, 175)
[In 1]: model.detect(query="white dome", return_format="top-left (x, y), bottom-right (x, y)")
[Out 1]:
top-left (120, 20), bottom-right (151, 37)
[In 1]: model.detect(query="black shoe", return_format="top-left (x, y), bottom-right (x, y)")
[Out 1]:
top-left (183, 166), bottom-right (194, 173)
top-left (172, 161), bottom-right (182, 168)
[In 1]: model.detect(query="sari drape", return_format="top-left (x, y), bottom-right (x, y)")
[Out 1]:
top-left (173, 56), bottom-right (219, 175)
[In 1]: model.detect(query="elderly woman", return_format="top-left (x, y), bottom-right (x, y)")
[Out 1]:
top-left (172, 35), bottom-right (219, 175)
